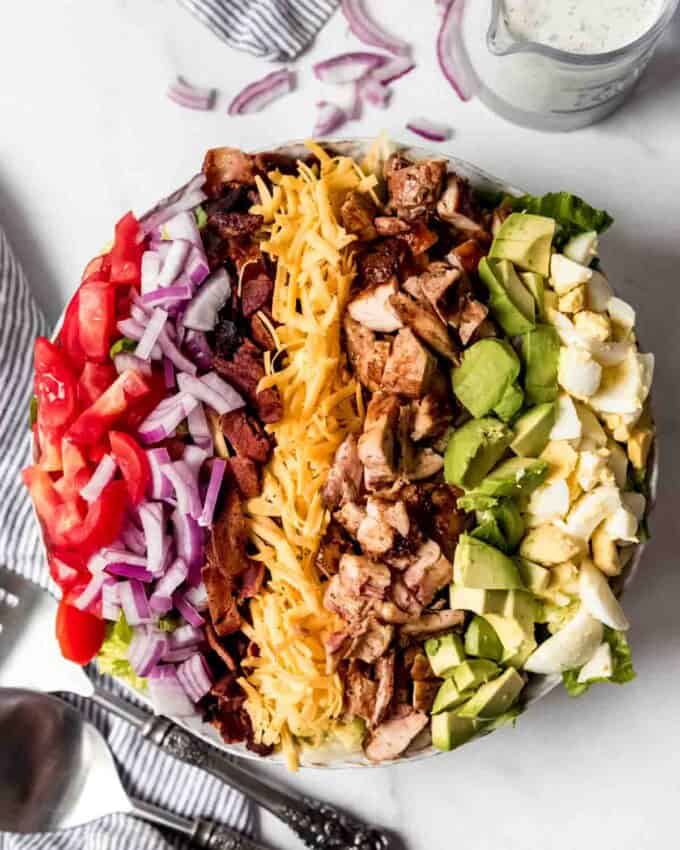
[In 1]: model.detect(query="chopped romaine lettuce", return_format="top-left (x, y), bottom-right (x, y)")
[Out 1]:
top-left (109, 337), bottom-right (137, 358)
top-left (562, 628), bottom-right (635, 697)
top-left (97, 612), bottom-right (147, 691)
top-left (194, 205), bottom-right (208, 230)
top-left (503, 191), bottom-right (613, 245)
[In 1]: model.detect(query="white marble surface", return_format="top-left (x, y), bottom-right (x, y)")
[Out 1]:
top-left (2, 2), bottom-right (680, 848)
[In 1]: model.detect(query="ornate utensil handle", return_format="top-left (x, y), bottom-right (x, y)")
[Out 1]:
top-left (144, 716), bottom-right (391, 850)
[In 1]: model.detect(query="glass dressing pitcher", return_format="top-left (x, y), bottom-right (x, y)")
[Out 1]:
top-left (458, 0), bottom-right (680, 131)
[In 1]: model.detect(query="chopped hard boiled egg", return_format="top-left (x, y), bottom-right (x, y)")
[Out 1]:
top-left (589, 351), bottom-right (654, 415)
top-left (524, 607), bottom-right (603, 675)
top-left (622, 491), bottom-right (646, 522)
top-left (563, 484), bottom-right (621, 542)
top-left (603, 507), bottom-right (639, 543)
top-left (577, 641), bottom-right (613, 683)
top-left (576, 448), bottom-right (609, 492)
top-left (579, 559), bottom-right (629, 630)
top-left (527, 479), bottom-right (571, 524)
top-left (574, 310), bottom-right (611, 342)
top-left (550, 254), bottom-right (593, 295)
top-left (558, 347), bottom-right (602, 398)
top-left (563, 230), bottom-right (599, 266)
top-left (607, 297), bottom-right (636, 336)
top-left (586, 270), bottom-right (614, 312)
top-left (550, 394), bottom-right (582, 441)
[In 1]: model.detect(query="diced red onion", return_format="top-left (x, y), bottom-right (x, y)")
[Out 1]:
top-left (130, 304), bottom-right (151, 324)
top-left (141, 251), bottom-right (161, 294)
top-left (138, 393), bottom-right (198, 445)
top-left (228, 69), bottom-right (296, 115)
top-left (172, 509), bottom-right (204, 577)
top-left (437, 0), bottom-right (476, 102)
top-left (167, 76), bottom-right (216, 111)
top-left (163, 357), bottom-right (175, 390)
top-left (72, 572), bottom-right (109, 613)
top-left (200, 372), bottom-right (246, 411)
top-left (162, 211), bottom-right (203, 253)
top-left (199, 459), bottom-right (226, 528)
top-left (114, 352), bottom-right (153, 377)
top-left (117, 318), bottom-right (145, 341)
top-left (140, 174), bottom-right (207, 235)
top-left (340, 0), bottom-right (412, 56)
top-left (176, 372), bottom-right (237, 415)
top-left (182, 268), bottom-right (231, 332)
top-left (149, 557), bottom-right (189, 615)
top-left (135, 308), bottom-right (168, 361)
top-left (118, 579), bottom-right (153, 626)
top-left (162, 462), bottom-right (202, 519)
top-left (313, 52), bottom-right (388, 85)
top-left (184, 330), bottom-right (213, 372)
top-left (120, 522), bottom-right (147, 556)
top-left (162, 646), bottom-right (197, 663)
top-left (187, 403), bottom-right (212, 453)
top-left (148, 665), bottom-right (196, 716)
top-left (88, 547), bottom-right (148, 573)
top-left (185, 248), bottom-right (210, 288)
top-left (168, 623), bottom-right (204, 650)
top-left (406, 117), bottom-right (453, 142)
top-left (142, 281), bottom-right (193, 308)
top-left (102, 580), bottom-right (121, 621)
top-left (105, 562), bottom-right (154, 582)
top-left (348, 83), bottom-right (363, 121)
top-left (157, 325), bottom-right (197, 375)
top-left (183, 582), bottom-right (208, 612)
top-left (183, 444), bottom-right (209, 476)
top-left (80, 454), bottom-right (117, 503)
top-left (177, 652), bottom-right (213, 702)
top-left (157, 239), bottom-right (192, 288)
top-left (360, 77), bottom-right (392, 108)
top-left (372, 56), bottom-right (416, 85)
top-left (128, 626), bottom-right (170, 677)
top-left (146, 448), bottom-right (173, 499)
top-left (314, 101), bottom-right (349, 136)
top-left (138, 502), bottom-right (166, 576)
top-left (173, 590), bottom-right (205, 628)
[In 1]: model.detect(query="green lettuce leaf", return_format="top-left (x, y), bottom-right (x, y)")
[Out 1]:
top-left (109, 337), bottom-right (137, 358)
top-left (503, 191), bottom-right (614, 245)
top-left (562, 627), bottom-right (635, 697)
top-left (194, 205), bottom-right (208, 230)
top-left (97, 612), bottom-right (147, 691)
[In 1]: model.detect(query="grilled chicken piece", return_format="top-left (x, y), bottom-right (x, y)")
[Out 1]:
top-left (323, 574), bottom-right (372, 624)
top-left (344, 661), bottom-right (378, 723)
top-left (429, 483), bottom-right (470, 562)
top-left (409, 448), bottom-right (444, 481)
top-left (411, 391), bottom-right (453, 442)
top-left (343, 315), bottom-right (391, 392)
top-left (397, 404), bottom-right (417, 477)
top-left (449, 239), bottom-right (486, 274)
top-left (389, 292), bottom-right (460, 363)
top-left (400, 608), bottom-right (465, 637)
top-left (381, 328), bottom-right (436, 399)
top-left (322, 434), bottom-right (363, 510)
top-left (347, 280), bottom-right (403, 333)
top-left (358, 393), bottom-right (400, 490)
top-left (339, 554), bottom-right (391, 601)
top-left (364, 704), bottom-right (429, 762)
top-left (454, 296), bottom-right (489, 345)
top-left (437, 175), bottom-right (490, 242)
top-left (325, 630), bottom-right (351, 673)
top-left (387, 159), bottom-right (447, 221)
top-left (403, 541), bottom-right (452, 606)
top-left (357, 514), bottom-right (395, 556)
top-left (407, 648), bottom-right (434, 680)
top-left (388, 577), bottom-right (424, 620)
top-left (358, 238), bottom-right (407, 287)
top-left (347, 618), bottom-right (395, 664)
top-left (417, 263), bottom-right (463, 324)
top-left (315, 520), bottom-right (350, 579)
top-left (375, 601), bottom-right (413, 624)
top-left (334, 501), bottom-right (367, 537)
top-left (413, 680), bottom-right (439, 713)
top-left (340, 190), bottom-right (378, 241)
top-left (372, 652), bottom-right (396, 727)
top-left (202, 147), bottom-right (256, 195)
top-left (367, 497), bottom-right (410, 538)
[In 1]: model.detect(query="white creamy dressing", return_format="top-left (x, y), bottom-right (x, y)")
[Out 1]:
top-left (504, 0), bottom-right (666, 54)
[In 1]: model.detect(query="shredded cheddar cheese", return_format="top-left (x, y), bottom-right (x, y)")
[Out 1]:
top-left (239, 143), bottom-right (373, 770)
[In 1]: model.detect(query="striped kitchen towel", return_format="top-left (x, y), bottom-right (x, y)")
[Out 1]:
top-left (0, 227), bottom-right (253, 850)
top-left (178, 0), bottom-right (339, 60)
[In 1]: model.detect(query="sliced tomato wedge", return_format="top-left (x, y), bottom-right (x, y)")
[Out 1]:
top-left (48, 552), bottom-right (83, 591)
top-left (37, 424), bottom-right (64, 472)
top-left (55, 599), bottom-right (106, 665)
top-left (110, 212), bottom-right (144, 285)
top-left (78, 361), bottom-right (117, 407)
top-left (22, 466), bottom-right (62, 526)
top-left (78, 282), bottom-right (116, 362)
top-left (60, 479), bottom-right (128, 556)
top-left (118, 368), bottom-right (166, 432)
top-left (58, 294), bottom-right (87, 373)
top-left (109, 431), bottom-right (150, 505)
top-left (34, 337), bottom-right (78, 429)
top-left (81, 253), bottom-right (111, 284)
top-left (67, 369), bottom-right (149, 445)
top-left (60, 439), bottom-right (91, 498)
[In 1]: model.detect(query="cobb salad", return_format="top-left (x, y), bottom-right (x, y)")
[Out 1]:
top-left (24, 139), bottom-right (654, 770)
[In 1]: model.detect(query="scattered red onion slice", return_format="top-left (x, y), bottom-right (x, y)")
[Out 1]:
top-left (167, 76), bottom-right (216, 111)
top-left (183, 445), bottom-right (209, 477)
top-left (135, 308), bottom-right (168, 361)
top-left (141, 251), bottom-right (161, 294)
top-left (146, 448), bottom-right (173, 500)
top-left (102, 580), bottom-right (121, 621)
top-left (140, 174), bottom-right (207, 235)
top-left (129, 627), bottom-right (170, 677)
top-left (200, 372), bottom-right (245, 410)
top-left (177, 372), bottom-right (242, 416)
top-left (168, 623), bottom-right (204, 650)
top-left (72, 572), bottom-right (109, 613)
top-left (149, 558), bottom-right (189, 615)
top-left (119, 522), bottom-right (147, 556)
top-left (314, 101), bottom-right (349, 137)
top-left (117, 318), bottom-right (146, 341)
top-left (105, 562), bottom-right (154, 582)
top-left (157, 239), bottom-right (192, 288)
top-left (157, 325), bottom-right (197, 375)
top-left (187, 405), bottom-right (213, 453)
top-left (173, 590), bottom-right (205, 628)
top-left (340, 0), bottom-right (412, 56)
top-left (148, 665), bottom-right (195, 716)
top-left (172, 509), bottom-right (204, 574)
top-left (184, 582), bottom-right (209, 612)
top-left (163, 357), bottom-right (175, 390)
top-left (162, 646), bottom-right (198, 663)
top-left (313, 52), bottom-right (387, 85)
top-left (228, 69), bottom-right (296, 116)
top-left (139, 502), bottom-right (166, 576)
top-left (372, 56), bottom-right (416, 85)
top-left (184, 330), bottom-right (213, 372)
top-left (185, 248), bottom-right (210, 288)
top-left (113, 353), bottom-right (152, 378)
top-left (117, 579), bottom-right (153, 626)
top-left (80, 454), bottom-right (117, 503)
top-left (182, 268), bottom-right (231, 332)
top-left (177, 652), bottom-right (213, 702)
top-left (142, 281), bottom-right (193, 309)
top-left (437, 0), bottom-right (477, 102)
top-left (162, 462), bottom-right (202, 520)
top-left (360, 77), bottom-right (392, 109)
top-left (162, 211), bottom-right (204, 254)
top-left (406, 117), bottom-right (453, 142)
top-left (199, 459), bottom-right (226, 528)
top-left (138, 393), bottom-right (198, 445)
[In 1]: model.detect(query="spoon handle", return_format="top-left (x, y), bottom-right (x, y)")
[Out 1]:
top-left (129, 794), bottom-right (267, 850)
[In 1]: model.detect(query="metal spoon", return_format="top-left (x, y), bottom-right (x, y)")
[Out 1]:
top-left (0, 687), bottom-right (266, 848)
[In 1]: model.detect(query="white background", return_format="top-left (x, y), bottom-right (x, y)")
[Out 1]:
top-left (1, 2), bottom-right (680, 848)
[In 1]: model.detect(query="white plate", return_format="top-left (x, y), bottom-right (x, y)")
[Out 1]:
top-left (41, 138), bottom-right (657, 769)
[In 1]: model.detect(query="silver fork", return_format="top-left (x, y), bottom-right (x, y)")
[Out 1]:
top-left (0, 565), bottom-right (392, 850)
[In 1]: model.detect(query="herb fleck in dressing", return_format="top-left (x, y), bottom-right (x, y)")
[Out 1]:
top-left (504, 0), bottom-right (665, 54)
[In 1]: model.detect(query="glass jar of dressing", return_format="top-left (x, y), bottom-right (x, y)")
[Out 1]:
top-left (458, 0), bottom-right (679, 130)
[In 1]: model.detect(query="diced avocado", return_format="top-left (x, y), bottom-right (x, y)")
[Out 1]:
top-left (444, 417), bottom-right (512, 490)
top-left (472, 457), bottom-right (549, 499)
top-left (450, 586), bottom-right (508, 615)
top-left (431, 678), bottom-right (471, 714)
top-left (489, 500), bottom-right (525, 551)
top-left (488, 213), bottom-right (556, 276)
top-left (502, 590), bottom-right (538, 630)
top-left (425, 633), bottom-right (466, 678)
top-left (516, 557), bottom-right (551, 593)
top-left (521, 324), bottom-right (560, 405)
top-left (494, 382), bottom-right (524, 423)
top-left (452, 339), bottom-right (520, 418)
top-left (453, 659), bottom-right (500, 692)
top-left (521, 272), bottom-right (545, 318)
top-left (478, 258), bottom-right (536, 336)
top-left (457, 668), bottom-right (525, 719)
top-left (483, 614), bottom-right (528, 658)
top-left (503, 638), bottom-right (537, 669)
top-left (465, 615), bottom-right (503, 661)
top-left (454, 535), bottom-right (524, 590)
top-left (431, 711), bottom-right (480, 751)
top-left (511, 403), bottom-right (556, 458)
top-left (470, 517), bottom-right (507, 551)
top-left (458, 493), bottom-right (501, 513)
